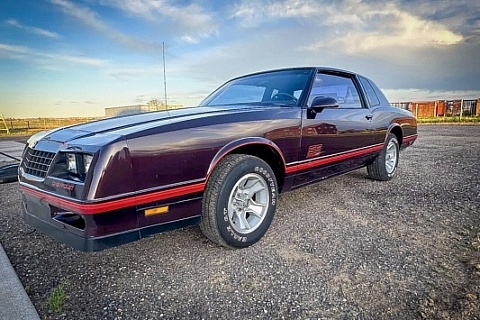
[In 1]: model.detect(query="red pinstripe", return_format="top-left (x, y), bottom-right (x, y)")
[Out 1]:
top-left (22, 136), bottom-right (416, 215)
top-left (285, 144), bottom-right (384, 174)
top-left (20, 182), bottom-right (205, 215)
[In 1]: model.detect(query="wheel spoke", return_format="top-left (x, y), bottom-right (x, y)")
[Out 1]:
top-left (244, 179), bottom-right (265, 196)
top-left (238, 213), bottom-right (251, 230)
top-left (246, 201), bottom-right (265, 218)
top-left (230, 210), bottom-right (241, 228)
top-left (386, 161), bottom-right (393, 172)
top-left (229, 208), bottom-right (239, 222)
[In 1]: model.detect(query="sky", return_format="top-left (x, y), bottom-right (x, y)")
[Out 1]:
top-left (1, 0), bottom-right (479, 118)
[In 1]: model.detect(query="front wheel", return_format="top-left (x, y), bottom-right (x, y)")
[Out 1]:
top-left (367, 133), bottom-right (399, 181)
top-left (200, 154), bottom-right (278, 248)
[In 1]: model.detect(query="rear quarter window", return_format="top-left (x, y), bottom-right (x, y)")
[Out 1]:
top-left (359, 77), bottom-right (381, 107)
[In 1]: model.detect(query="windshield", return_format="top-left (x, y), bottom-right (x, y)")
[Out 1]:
top-left (200, 69), bottom-right (313, 107)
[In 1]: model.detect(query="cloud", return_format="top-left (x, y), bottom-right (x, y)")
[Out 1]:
top-left (233, 0), bottom-right (340, 21)
top-left (99, 0), bottom-right (219, 43)
top-left (0, 43), bottom-right (29, 55)
top-left (231, 0), bottom-right (363, 26)
top-left (397, 0), bottom-right (480, 40)
top-left (0, 42), bottom-right (108, 67)
top-left (106, 65), bottom-right (163, 80)
top-left (4, 0), bottom-right (478, 118)
top-left (232, 0), bottom-right (464, 54)
top-left (48, 0), bottom-right (161, 51)
top-left (44, 53), bottom-right (108, 67)
top-left (5, 19), bottom-right (60, 39)
top-left (321, 2), bottom-right (463, 53)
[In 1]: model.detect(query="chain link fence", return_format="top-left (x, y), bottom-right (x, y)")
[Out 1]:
top-left (1, 117), bottom-right (98, 135)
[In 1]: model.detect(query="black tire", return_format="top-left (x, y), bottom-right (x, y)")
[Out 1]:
top-left (367, 133), bottom-right (399, 181)
top-left (200, 154), bottom-right (278, 248)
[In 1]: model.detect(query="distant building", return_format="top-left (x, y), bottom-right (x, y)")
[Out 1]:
top-left (105, 103), bottom-right (184, 118)
top-left (105, 105), bottom-right (148, 117)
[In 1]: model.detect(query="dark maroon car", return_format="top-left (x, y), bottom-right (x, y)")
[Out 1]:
top-left (19, 67), bottom-right (417, 251)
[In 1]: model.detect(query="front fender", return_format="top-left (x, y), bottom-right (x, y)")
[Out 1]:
top-left (207, 137), bottom-right (287, 178)
top-left (87, 140), bottom-right (135, 200)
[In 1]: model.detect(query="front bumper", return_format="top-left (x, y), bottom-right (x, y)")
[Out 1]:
top-left (21, 189), bottom-right (202, 252)
top-left (24, 207), bottom-right (139, 252)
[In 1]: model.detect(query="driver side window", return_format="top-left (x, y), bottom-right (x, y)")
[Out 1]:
top-left (308, 73), bottom-right (362, 109)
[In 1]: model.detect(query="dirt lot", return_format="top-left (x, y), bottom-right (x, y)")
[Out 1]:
top-left (0, 125), bottom-right (479, 320)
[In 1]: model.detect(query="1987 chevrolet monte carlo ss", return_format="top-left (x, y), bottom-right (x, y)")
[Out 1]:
top-left (19, 67), bottom-right (417, 252)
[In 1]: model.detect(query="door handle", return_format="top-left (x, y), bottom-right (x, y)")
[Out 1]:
top-left (365, 115), bottom-right (373, 120)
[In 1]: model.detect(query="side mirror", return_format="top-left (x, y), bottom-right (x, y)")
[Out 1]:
top-left (311, 96), bottom-right (339, 112)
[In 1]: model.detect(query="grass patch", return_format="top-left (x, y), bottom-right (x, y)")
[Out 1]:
top-left (417, 116), bottom-right (480, 123)
top-left (47, 279), bottom-right (68, 312)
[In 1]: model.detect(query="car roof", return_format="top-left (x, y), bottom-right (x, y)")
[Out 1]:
top-left (236, 67), bottom-right (358, 79)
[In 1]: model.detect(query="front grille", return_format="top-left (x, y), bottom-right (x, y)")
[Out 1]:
top-left (23, 148), bottom-right (56, 178)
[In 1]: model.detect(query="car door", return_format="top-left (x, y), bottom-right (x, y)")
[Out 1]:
top-left (358, 76), bottom-right (393, 146)
top-left (293, 71), bottom-right (374, 187)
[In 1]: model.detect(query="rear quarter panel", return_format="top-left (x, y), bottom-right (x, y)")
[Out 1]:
top-left (370, 106), bottom-right (417, 145)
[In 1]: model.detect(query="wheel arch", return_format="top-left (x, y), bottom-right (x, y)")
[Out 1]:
top-left (207, 138), bottom-right (287, 192)
top-left (387, 124), bottom-right (403, 146)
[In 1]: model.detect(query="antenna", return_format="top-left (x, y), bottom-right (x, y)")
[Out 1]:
top-left (163, 42), bottom-right (168, 109)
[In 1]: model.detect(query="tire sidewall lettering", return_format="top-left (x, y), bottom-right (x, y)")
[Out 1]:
top-left (217, 161), bottom-right (278, 246)
top-left (255, 166), bottom-right (277, 206)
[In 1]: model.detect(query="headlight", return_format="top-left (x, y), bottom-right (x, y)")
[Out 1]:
top-left (83, 155), bottom-right (93, 173)
top-left (66, 153), bottom-right (78, 174)
top-left (62, 152), bottom-right (94, 180)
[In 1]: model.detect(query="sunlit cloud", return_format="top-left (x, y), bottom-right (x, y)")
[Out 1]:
top-left (399, 0), bottom-right (480, 40)
top-left (325, 4), bottom-right (463, 53)
top-left (233, 0), bottom-right (463, 54)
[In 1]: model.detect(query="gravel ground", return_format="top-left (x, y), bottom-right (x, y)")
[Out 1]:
top-left (0, 125), bottom-right (479, 320)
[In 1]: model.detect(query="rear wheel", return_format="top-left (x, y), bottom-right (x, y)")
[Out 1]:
top-left (367, 133), bottom-right (399, 181)
top-left (200, 154), bottom-right (278, 248)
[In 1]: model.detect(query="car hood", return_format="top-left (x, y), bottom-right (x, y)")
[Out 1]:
top-left (39, 105), bottom-right (283, 146)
